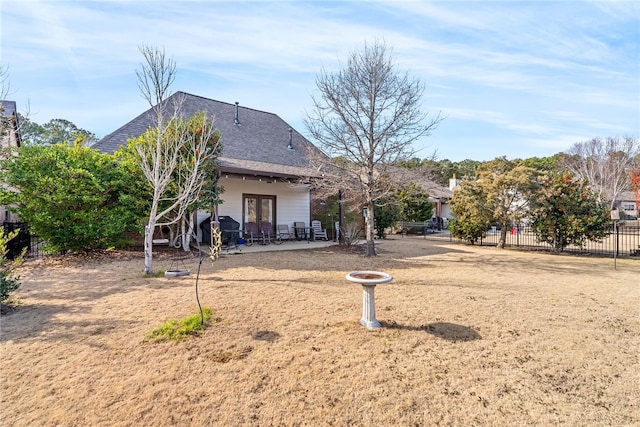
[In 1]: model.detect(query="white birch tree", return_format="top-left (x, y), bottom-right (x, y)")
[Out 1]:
top-left (134, 45), bottom-right (221, 274)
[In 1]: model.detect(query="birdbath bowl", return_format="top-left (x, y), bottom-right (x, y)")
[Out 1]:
top-left (346, 271), bottom-right (393, 329)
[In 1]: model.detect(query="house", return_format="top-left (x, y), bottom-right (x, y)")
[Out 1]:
top-left (0, 101), bottom-right (21, 149)
top-left (0, 100), bottom-right (21, 223)
top-left (409, 174), bottom-right (453, 225)
top-left (429, 183), bottom-right (454, 223)
top-left (95, 92), bottom-right (326, 241)
top-left (614, 191), bottom-right (638, 219)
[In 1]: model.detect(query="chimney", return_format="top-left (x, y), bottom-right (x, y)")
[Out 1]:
top-left (288, 128), bottom-right (293, 150)
top-left (234, 102), bottom-right (241, 126)
top-left (449, 174), bottom-right (460, 191)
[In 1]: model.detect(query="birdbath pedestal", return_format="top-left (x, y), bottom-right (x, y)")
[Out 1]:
top-left (346, 271), bottom-right (393, 329)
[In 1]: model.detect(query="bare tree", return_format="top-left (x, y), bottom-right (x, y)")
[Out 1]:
top-left (563, 136), bottom-right (640, 209)
top-left (135, 45), bottom-right (221, 274)
top-left (305, 41), bottom-right (441, 256)
top-left (1, 65), bottom-right (11, 139)
top-left (1, 64), bottom-right (31, 141)
top-left (0, 64), bottom-right (9, 100)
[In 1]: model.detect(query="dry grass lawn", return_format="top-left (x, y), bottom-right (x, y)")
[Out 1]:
top-left (1, 237), bottom-right (639, 426)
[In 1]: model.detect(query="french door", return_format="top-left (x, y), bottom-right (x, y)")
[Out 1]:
top-left (243, 194), bottom-right (276, 235)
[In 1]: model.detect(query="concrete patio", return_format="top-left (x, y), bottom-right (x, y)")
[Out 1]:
top-left (220, 238), bottom-right (337, 254)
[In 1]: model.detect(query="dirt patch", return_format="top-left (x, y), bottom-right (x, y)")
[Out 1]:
top-left (1, 237), bottom-right (638, 426)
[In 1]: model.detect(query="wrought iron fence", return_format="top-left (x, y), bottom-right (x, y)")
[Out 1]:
top-left (2, 222), bottom-right (31, 260)
top-left (8, 220), bottom-right (640, 260)
top-left (2, 222), bottom-right (51, 259)
top-left (422, 221), bottom-right (640, 258)
top-left (26, 233), bottom-right (49, 258)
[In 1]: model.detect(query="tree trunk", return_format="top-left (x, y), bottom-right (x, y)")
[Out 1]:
top-left (498, 223), bottom-right (508, 249)
top-left (179, 215), bottom-right (191, 252)
top-left (144, 221), bottom-right (155, 274)
top-left (186, 214), bottom-right (195, 250)
top-left (365, 201), bottom-right (376, 257)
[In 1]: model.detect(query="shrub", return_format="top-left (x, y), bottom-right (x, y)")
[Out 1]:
top-left (448, 217), bottom-right (489, 245)
top-left (0, 230), bottom-right (23, 305)
top-left (374, 202), bottom-right (400, 239)
top-left (530, 173), bottom-right (609, 252)
top-left (341, 223), bottom-right (362, 247)
top-left (0, 144), bottom-right (150, 253)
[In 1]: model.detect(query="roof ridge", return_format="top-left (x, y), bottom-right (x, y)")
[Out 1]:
top-left (174, 91), bottom-right (280, 118)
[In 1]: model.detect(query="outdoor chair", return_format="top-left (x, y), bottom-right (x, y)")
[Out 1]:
top-left (260, 221), bottom-right (273, 245)
top-left (244, 222), bottom-right (259, 246)
top-left (311, 220), bottom-right (328, 241)
top-left (335, 221), bottom-right (351, 242)
top-left (277, 224), bottom-right (293, 241)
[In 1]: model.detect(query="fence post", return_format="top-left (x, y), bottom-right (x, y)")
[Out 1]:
top-left (613, 222), bottom-right (617, 269)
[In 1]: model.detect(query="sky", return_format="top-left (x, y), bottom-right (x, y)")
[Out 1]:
top-left (1, 0), bottom-right (638, 162)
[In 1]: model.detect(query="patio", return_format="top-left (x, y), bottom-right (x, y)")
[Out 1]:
top-left (220, 238), bottom-right (337, 254)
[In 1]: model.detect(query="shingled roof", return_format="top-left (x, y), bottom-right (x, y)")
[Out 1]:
top-left (1, 100), bottom-right (17, 117)
top-left (1, 100), bottom-right (21, 147)
top-left (95, 92), bottom-right (324, 179)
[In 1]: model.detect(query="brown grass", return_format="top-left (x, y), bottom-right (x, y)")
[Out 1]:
top-left (1, 237), bottom-right (638, 426)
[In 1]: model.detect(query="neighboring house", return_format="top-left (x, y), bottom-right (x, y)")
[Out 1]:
top-left (440, 175), bottom-right (461, 224)
top-left (428, 182), bottom-right (454, 222)
top-left (381, 165), bottom-right (454, 224)
top-left (95, 91), bottom-right (326, 241)
top-left (0, 100), bottom-right (21, 222)
top-left (0, 101), bottom-right (21, 149)
top-left (613, 191), bottom-right (638, 219)
top-left (416, 178), bottom-right (453, 226)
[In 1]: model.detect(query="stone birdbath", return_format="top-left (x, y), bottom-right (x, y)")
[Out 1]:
top-left (346, 271), bottom-right (393, 329)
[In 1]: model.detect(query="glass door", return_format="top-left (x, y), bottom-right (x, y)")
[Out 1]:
top-left (243, 194), bottom-right (276, 235)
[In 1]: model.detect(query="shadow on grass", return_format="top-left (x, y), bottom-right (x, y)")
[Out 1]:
top-left (0, 302), bottom-right (116, 345)
top-left (252, 330), bottom-right (281, 342)
top-left (381, 320), bottom-right (482, 342)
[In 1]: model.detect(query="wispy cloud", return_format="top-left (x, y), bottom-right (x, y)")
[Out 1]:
top-left (1, 0), bottom-right (637, 160)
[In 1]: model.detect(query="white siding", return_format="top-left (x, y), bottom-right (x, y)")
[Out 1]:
top-left (441, 204), bottom-right (453, 221)
top-left (195, 175), bottom-right (310, 241)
